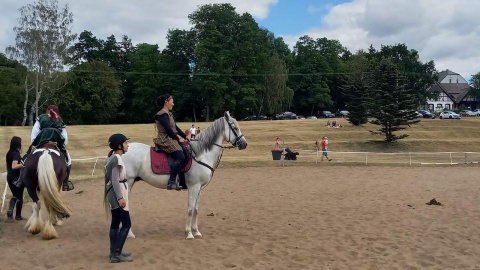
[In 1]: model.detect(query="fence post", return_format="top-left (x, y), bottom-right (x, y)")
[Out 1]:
top-left (92, 157), bottom-right (99, 177)
top-left (449, 152), bottom-right (453, 165)
top-left (465, 152), bottom-right (467, 164)
top-left (409, 152), bottom-right (412, 166)
top-left (365, 153), bottom-right (368, 165)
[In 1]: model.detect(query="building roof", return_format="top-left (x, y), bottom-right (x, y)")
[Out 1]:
top-left (437, 82), bottom-right (471, 103)
top-left (437, 69), bottom-right (460, 82)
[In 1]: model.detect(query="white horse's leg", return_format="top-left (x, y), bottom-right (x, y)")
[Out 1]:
top-left (185, 185), bottom-right (200, 240)
top-left (192, 190), bottom-right (203, 238)
top-left (25, 201), bottom-right (43, 235)
top-left (127, 180), bottom-right (136, 239)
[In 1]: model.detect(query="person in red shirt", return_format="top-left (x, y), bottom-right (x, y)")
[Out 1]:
top-left (321, 137), bottom-right (332, 161)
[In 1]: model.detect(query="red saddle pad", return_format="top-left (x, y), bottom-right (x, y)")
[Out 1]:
top-left (150, 145), bottom-right (193, 175)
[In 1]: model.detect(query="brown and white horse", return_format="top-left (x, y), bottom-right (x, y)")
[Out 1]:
top-left (21, 144), bottom-right (72, 240)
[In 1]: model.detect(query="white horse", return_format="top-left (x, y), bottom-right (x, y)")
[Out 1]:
top-left (123, 111), bottom-right (247, 239)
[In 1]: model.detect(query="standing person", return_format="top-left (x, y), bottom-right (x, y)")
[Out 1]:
top-left (5, 136), bottom-right (24, 220)
top-left (153, 94), bottom-right (189, 190)
top-left (22, 105), bottom-right (73, 191)
top-left (189, 124), bottom-right (197, 139)
top-left (321, 136), bottom-right (332, 161)
top-left (104, 133), bottom-right (133, 263)
top-left (196, 126), bottom-right (201, 135)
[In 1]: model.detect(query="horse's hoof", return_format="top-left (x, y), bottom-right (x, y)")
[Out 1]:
top-left (193, 231), bottom-right (203, 238)
top-left (186, 233), bottom-right (195, 240)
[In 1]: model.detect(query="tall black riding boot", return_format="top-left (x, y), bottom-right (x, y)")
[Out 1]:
top-left (15, 199), bottom-right (24, 220)
top-left (7, 197), bottom-right (17, 219)
top-left (62, 164), bottom-right (74, 191)
top-left (109, 229), bottom-right (131, 259)
top-left (167, 160), bottom-right (182, 191)
top-left (179, 172), bottom-right (187, 190)
top-left (110, 227), bottom-right (133, 263)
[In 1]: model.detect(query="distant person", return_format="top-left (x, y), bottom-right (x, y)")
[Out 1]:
top-left (196, 127), bottom-right (201, 135)
top-left (274, 137), bottom-right (282, 150)
top-left (321, 137), bottom-right (332, 161)
top-left (5, 136), bottom-right (24, 220)
top-left (189, 124), bottom-right (196, 139)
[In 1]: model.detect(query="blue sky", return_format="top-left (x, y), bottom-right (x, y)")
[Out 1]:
top-left (258, 0), bottom-right (348, 36)
top-left (1, 0), bottom-right (479, 78)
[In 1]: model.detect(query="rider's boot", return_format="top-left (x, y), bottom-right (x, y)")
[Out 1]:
top-left (167, 160), bottom-right (182, 191)
top-left (62, 164), bottom-right (74, 191)
top-left (178, 172), bottom-right (187, 190)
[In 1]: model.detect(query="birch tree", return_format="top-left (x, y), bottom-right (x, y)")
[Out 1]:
top-left (6, 0), bottom-right (76, 125)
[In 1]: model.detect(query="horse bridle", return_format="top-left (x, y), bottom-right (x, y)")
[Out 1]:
top-left (220, 117), bottom-right (244, 148)
top-left (193, 117), bottom-right (244, 176)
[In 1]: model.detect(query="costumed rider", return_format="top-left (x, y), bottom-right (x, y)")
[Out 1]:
top-left (22, 105), bottom-right (73, 191)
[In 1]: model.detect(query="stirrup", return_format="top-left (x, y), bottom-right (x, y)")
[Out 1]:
top-left (62, 181), bottom-right (75, 191)
top-left (167, 183), bottom-right (182, 191)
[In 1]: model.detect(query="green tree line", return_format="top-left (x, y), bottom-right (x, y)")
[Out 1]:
top-left (2, 1), bottom-right (479, 132)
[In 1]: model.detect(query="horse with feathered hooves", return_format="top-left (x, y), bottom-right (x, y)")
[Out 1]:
top-left (123, 111), bottom-right (247, 240)
top-left (21, 143), bottom-right (72, 240)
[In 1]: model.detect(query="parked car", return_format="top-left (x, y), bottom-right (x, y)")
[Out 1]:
top-left (241, 115), bottom-right (269, 121)
top-left (306, 116), bottom-right (317, 119)
top-left (418, 110), bottom-right (436, 119)
top-left (474, 109), bottom-right (480, 116)
top-left (296, 115), bottom-right (305, 119)
top-left (335, 110), bottom-right (349, 118)
top-left (459, 110), bottom-right (476, 117)
top-left (274, 111), bottom-right (297, 120)
top-left (439, 111), bottom-right (461, 119)
top-left (321, 111), bottom-right (335, 118)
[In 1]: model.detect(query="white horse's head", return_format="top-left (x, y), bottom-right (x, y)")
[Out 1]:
top-left (223, 111), bottom-right (247, 150)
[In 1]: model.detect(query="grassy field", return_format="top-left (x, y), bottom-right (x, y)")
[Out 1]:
top-left (1, 116), bottom-right (480, 173)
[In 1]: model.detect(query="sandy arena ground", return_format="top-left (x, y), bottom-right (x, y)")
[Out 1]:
top-left (1, 166), bottom-right (479, 270)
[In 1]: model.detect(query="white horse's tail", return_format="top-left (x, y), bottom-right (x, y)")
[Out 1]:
top-left (103, 188), bottom-right (111, 221)
top-left (37, 151), bottom-right (72, 219)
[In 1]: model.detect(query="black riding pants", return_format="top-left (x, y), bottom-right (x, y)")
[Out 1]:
top-left (110, 208), bottom-right (131, 230)
top-left (7, 176), bottom-right (24, 202)
top-left (169, 150), bottom-right (185, 165)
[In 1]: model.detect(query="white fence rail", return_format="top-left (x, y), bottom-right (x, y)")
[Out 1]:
top-left (290, 150), bottom-right (480, 166)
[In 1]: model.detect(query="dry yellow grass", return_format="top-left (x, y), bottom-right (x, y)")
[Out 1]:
top-left (1, 117), bottom-right (480, 174)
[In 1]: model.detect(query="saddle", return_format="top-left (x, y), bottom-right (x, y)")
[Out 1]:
top-left (150, 142), bottom-right (193, 175)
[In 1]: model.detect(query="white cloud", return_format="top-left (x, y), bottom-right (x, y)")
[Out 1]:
top-left (282, 0), bottom-right (480, 78)
top-left (0, 0), bottom-right (277, 55)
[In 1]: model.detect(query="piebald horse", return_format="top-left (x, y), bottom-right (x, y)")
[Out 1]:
top-left (123, 111), bottom-right (247, 239)
top-left (21, 144), bottom-right (72, 240)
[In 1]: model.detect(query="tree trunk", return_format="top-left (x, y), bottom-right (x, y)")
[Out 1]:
top-left (206, 105), bottom-right (210, 122)
top-left (193, 106), bottom-right (197, 122)
top-left (22, 75), bottom-right (29, 126)
top-left (28, 106), bottom-right (35, 126)
top-left (35, 71), bottom-right (39, 118)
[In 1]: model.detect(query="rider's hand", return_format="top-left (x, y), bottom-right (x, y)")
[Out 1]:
top-left (118, 198), bottom-right (126, 208)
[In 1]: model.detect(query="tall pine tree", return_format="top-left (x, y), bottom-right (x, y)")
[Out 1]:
top-left (367, 58), bottom-right (419, 143)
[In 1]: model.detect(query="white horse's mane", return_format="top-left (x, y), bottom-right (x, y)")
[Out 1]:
top-left (190, 117), bottom-right (226, 154)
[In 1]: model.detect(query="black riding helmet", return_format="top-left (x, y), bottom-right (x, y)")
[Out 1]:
top-left (108, 133), bottom-right (129, 151)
